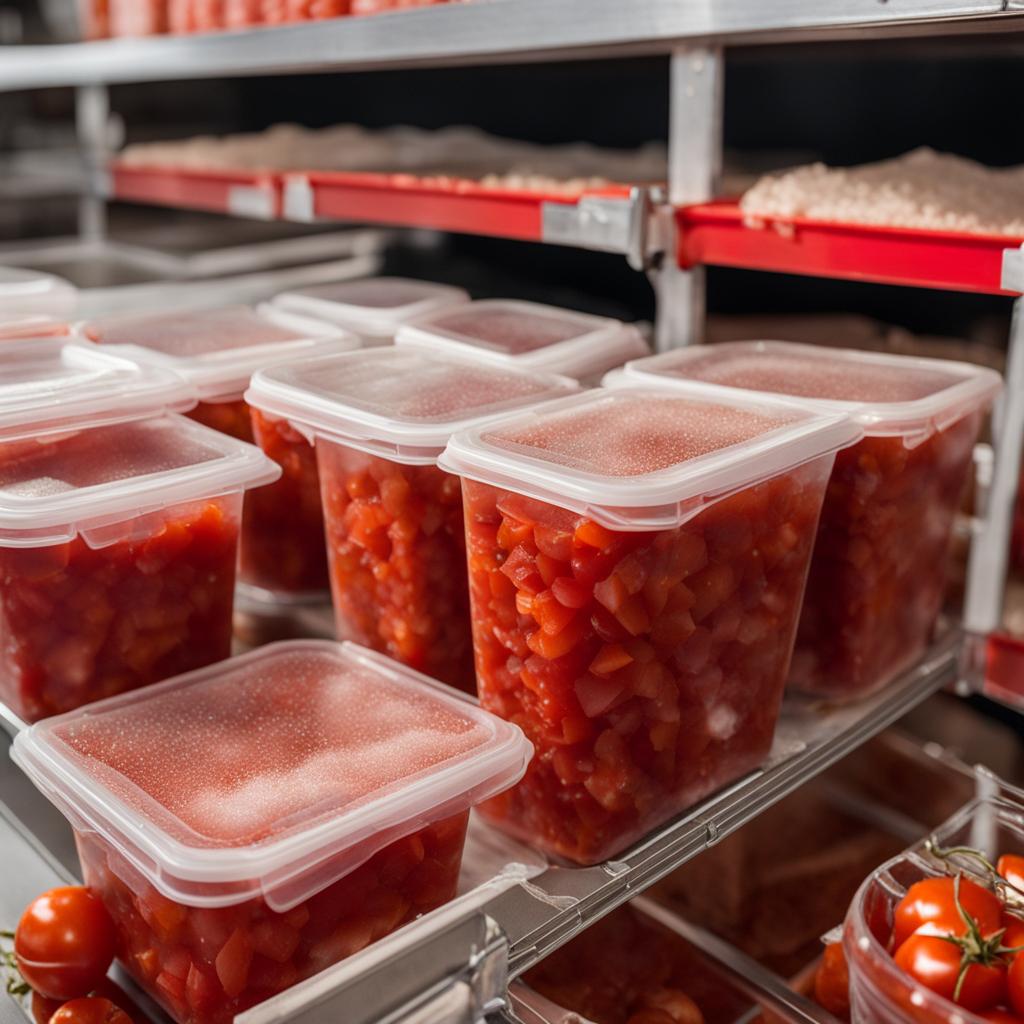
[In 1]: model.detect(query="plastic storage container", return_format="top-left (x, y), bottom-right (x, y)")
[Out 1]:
top-left (843, 778), bottom-right (1024, 1024)
top-left (12, 640), bottom-right (532, 1024)
top-left (82, 306), bottom-right (359, 601)
top-left (396, 299), bottom-right (649, 384)
top-left (439, 387), bottom-right (859, 863)
top-left (245, 348), bottom-right (579, 692)
top-left (0, 266), bottom-right (78, 320)
top-left (609, 341), bottom-right (1002, 700)
top-left (0, 416), bottom-right (278, 722)
top-left (0, 315), bottom-right (71, 340)
top-left (271, 276), bottom-right (470, 346)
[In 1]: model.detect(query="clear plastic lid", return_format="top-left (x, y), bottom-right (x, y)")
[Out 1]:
top-left (0, 337), bottom-right (195, 445)
top-left (245, 347), bottom-right (581, 465)
top-left (440, 387), bottom-right (861, 530)
top-left (396, 299), bottom-right (650, 381)
top-left (272, 276), bottom-right (470, 341)
top-left (0, 316), bottom-right (70, 340)
top-left (12, 640), bottom-right (533, 910)
top-left (0, 266), bottom-right (78, 320)
top-left (0, 415), bottom-right (280, 548)
top-left (81, 305), bottom-right (360, 401)
top-left (609, 340), bottom-right (1002, 445)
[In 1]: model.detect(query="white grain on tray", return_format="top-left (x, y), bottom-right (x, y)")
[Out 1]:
top-left (740, 147), bottom-right (1024, 237)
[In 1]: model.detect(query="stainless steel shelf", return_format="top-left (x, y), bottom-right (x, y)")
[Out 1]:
top-left (231, 629), bottom-right (960, 1024)
top-left (0, 1), bottom-right (1020, 94)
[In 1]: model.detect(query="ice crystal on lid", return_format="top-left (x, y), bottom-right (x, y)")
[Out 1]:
top-left (657, 345), bottom-right (963, 404)
top-left (425, 306), bottom-right (593, 354)
top-left (51, 648), bottom-right (489, 847)
top-left (485, 393), bottom-right (802, 478)
top-left (0, 420), bottom-right (219, 496)
top-left (279, 349), bottom-right (566, 423)
top-left (86, 306), bottom-right (300, 357)
top-left (294, 278), bottom-right (452, 310)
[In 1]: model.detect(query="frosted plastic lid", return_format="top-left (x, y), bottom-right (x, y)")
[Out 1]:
top-left (12, 640), bottom-right (533, 911)
top-left (0, 316), bottom-right (70, 340)
top-left (396, 299), bottom-right (650, 380)
top-left (272, 276), bottom-right (470, 340)
top-left (0, 266), bottom-right (78, 319)
top-left (0, 415), bottom-right (280, 548)
top-left (440, 387), bottom-right (861, 530)
top-left (0, 337), bottom-right (195, 444)
top-left (611, 341), bottom-right (1002, 444)
top-left (245, 347), bottom-right (581, 465)
top-left (81, 305), bottom-right (360, 401)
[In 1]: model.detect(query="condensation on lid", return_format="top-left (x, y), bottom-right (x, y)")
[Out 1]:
top-left (82, 305), bottom-right (358, 400)
top-left (245, 348), bottom-right (580, 464)
top-left (0, 415), bottom-right (279, 544)
top-left (0, 338), bottom-right (195, 442)
top-left (440, 387), bottom-right (862, 530)
top-left (614, 341), bottom-right (1003, 440)
top-left (12, 641), bottom-right (532, 908)
top-left (396, 299), bottom-right (650, 380)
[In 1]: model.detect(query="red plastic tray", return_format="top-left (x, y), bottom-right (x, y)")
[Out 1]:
top-left (288, 170), bottom-right (633, 242)
top-left (109, 163), bottom-right (282, 219)
top-left (677, 200), bottom-right (1023, 296)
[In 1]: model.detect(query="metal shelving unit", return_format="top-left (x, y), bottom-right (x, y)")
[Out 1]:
top-left (2, 6), bottom-right (1023, 1024)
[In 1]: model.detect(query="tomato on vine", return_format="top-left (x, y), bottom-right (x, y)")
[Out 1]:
top-left (893, 876), bottom-right (1003, 949)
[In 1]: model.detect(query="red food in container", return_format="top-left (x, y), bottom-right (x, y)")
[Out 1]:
top-left (83, 306), bottom-right (359, 604)
top-left (12, 640), bottom-right (531, 1024)
top-left (245, 348), bottom-right (578, 692)
top-left (609, 341), bottom-right (1001, 700)
top-left (0, 416), bottom-right (278, 722)
top-left (272, 276), bottom-right (469, 347)
top-left (396, 298), bottom-right (649, 385)
top-left (439, 387), bottom-right (859, 863)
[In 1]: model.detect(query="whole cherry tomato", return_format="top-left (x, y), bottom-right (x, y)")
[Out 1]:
top-left (1003, 914), bottom-right (1024, 954)
top-left (14, 888), bottom-right (117, 1000)
top-left (1010, 952), bottom-right (1024, 1017)
top-left (634, 988), bottom-right (704, 1024)
top-left (814, 942), bottom-right (851, 1020)
top-left (49, 998), bottom-right (131, 1024)
top-left (980, 1008), bottom-right (1024, 1024)
top-left (1000, 856), bottom-right (1024, 895)
top-left (893, 877), bottom-right (1004, 949)
top-left (894, 933), bottom-right (1006, 1012)
top-left (31, 991), bottom-right (64, 1024)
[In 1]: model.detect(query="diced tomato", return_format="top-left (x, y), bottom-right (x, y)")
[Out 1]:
top-left (590, 643), bottom-right (634, 676)
top-left (575, 520), bottom-right (617, 551)
top-left (552, 576), bottom-right (591, 609)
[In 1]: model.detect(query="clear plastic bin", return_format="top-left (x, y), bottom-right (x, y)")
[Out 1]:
top-left (271, 276), bottom-right (470, 345)
top-left (0, 416), bottom-right (278, 722)
top-left (0, 336), bottom-right (194, 465)
top-left (81, 305), bottom-right (359, 602)
top-left (439, 387), bottom-right (859, 863)
top-left (609, 341), bottom-right (1001, 700)
top-left (12, 640), bottom-right (531, 1024)
top-left (844, 776), bottom-right (1024, 1024)
top-left (0, 266), bottom-right (78, 320)
top-left (245, 348), bottom-right (579, 692)
top-left (396, 299), bottom-right (649, 384)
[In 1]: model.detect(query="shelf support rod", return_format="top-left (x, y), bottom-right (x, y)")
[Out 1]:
top-left (653, 45), bottom-right (723, 352)
top-left (75, 83), bottom-right (109, 244)
top-left (962, 262), bottom-right (1024, 671)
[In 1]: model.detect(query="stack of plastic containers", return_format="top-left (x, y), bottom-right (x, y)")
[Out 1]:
top-left (0, 337), bottom-right (279, 722)
top-left (0, 316), bottom-right (71, 340)
top-left (272, 276), bottom-right (470, 346)
top-left (13, 640), bottom-right (532, 1024)
top-left (0, 266), bottom-right (78, 321)
top-left (246, 348), bottom-right (579, 691)
top-left (440, 386), bottom-right (860, 862)
top-left (81, 305), bottom-right (359, 603)
top-left (396, 299), bottom-right (649, 383)
top-left (609, 341), bottom-right (1002, 699)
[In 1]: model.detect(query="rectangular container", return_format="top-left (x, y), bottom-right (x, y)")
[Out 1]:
top-left (843, 776), bottom-right (1024, 1024)
top-left (0, 335), bottom-right (194, 464)
top-left (396, 298), bottom-right (649, 384)
top-left (439, 387), bottom-right (859, 863)
top-left (271, 276), bottom-right (470, 345)
top-left (245, 348), bottom-right (579, 692)
top-left (81, 305), bottom-right (360, 602)
top-left (0, 415), bottom-right (278, 722)
top-left (609, 341), bottom-right (1002, 700)
top-left (12, 640), bottom-right (532, 1024)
